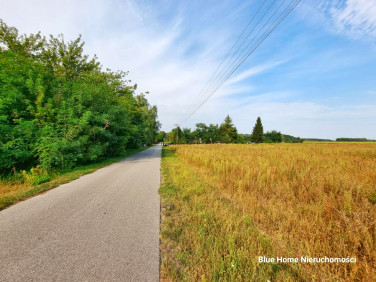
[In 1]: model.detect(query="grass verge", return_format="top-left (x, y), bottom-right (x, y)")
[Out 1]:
top-left (0, 146), bottom-right (149, 210)
top-left (159, 147), bottom-right (303, 281)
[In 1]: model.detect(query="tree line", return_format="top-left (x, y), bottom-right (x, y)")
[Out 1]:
top-left (0, 20), bottom-right (160, 175)
top-left (336, 138), bottom-right (376, 142)
top-left (158, 115), bottom-right (301, 144)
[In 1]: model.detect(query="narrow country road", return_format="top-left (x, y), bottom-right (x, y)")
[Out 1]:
top-left (0, 145), bottom-right (161, 282)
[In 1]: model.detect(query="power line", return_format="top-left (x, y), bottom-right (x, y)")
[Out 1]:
top-left (186, 0), bottom-right (269, 110)
top-left (198, 0), bottom-right (288, 102)
top-left (184, 0), bottom-right (302, 124)
top-left (180, 0), bottom-right (302, 126)
top-left (187, 0), bottom-right (302, 121)
top-left (182, 0), bottom-right (295, 124)
top-left (189, 0), bottom-right (278, 113)
top-left (179, 0), bottom-right (274, 125)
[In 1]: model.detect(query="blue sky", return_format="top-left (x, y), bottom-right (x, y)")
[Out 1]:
top-left (1, 0), bottom-right (376, 139)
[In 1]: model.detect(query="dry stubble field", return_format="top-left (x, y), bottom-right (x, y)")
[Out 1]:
top-left (160, 143), bottom-right (376, 281)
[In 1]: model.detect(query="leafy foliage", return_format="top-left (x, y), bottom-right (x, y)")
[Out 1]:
top-left (264, 130), bottom-right (282, 143)
top-left (192, 123), bottom-right (220, 144)
top-left (165, 116), bottom-right (240, 145)
top-left (0, 19), bottom-right (159, 174)
top-left (283, 134), bottom-right (304, 143)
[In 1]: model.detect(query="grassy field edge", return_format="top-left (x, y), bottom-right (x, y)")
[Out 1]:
top-left (159, 147), bottom-right (302, 281)
top-left (0, 146), bottom-right (150, 210)
top-left (159, 143), bottom-right (376, 281)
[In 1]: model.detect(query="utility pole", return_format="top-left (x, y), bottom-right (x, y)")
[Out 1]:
top-left (174, 124), bottom-right (179, 144)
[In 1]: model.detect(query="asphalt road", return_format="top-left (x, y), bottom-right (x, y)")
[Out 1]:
top-left (0, 145), bottom-right (161, 282)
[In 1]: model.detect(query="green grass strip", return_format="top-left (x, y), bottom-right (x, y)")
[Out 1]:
top-left (0, 146), bottom-right (149, 210)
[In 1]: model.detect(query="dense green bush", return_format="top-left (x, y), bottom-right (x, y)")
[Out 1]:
top-left (0, 19), bottom-right (160, 174)
top-left (264, 130), bottom-right (282, 143)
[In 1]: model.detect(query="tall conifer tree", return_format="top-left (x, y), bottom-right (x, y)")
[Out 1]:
top-left (219, 115), bottom-right (238, 143)
top-left (251, 117), bottom-right (264, 143)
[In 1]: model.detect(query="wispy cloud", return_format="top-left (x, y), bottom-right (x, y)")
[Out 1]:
top-left (303, 0), bottom-right (376, 41)
top-left (225, 59), bottom-right (288, 87)
top-left (329, 0), bottom-right (376, 39)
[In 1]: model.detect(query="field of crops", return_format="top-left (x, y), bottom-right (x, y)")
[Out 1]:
top-left (160, 143), bottom-right (376, 280)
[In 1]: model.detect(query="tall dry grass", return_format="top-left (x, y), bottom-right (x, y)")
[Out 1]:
top-left (165, 143), bottom-right (376, 280)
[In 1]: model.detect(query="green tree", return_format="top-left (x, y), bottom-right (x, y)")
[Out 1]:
top-left (179, 128), bottom-right (192, 144)
top-left (218, 115), bottom-right (238, 143)
top-left (192, 123), bottom-right (219, 143)
top-left (206, 123), bottom-right (220, 143)
top-left (0, 19), bottom-right (160, 173)
top-left (156, 131), bottom-right (166, 142)
top-left (251, 117), bottom-right (264, 143)
top-left (264, 130), bottom-right (282, 143)
top-left (167, 127), bottom-right (182, 144)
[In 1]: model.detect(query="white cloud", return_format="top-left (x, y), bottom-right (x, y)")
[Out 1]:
top-left (302, 0), bottom-right (376, 41)
top-left (0, 0), bottom-right (106, 39)
top-left (225, 59), bottom-right (288, 87)
top-left (330, 0), bottom-right (376, 38)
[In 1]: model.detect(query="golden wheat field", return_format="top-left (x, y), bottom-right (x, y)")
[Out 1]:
top-left (160, 143), bottom-right (376, 281)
